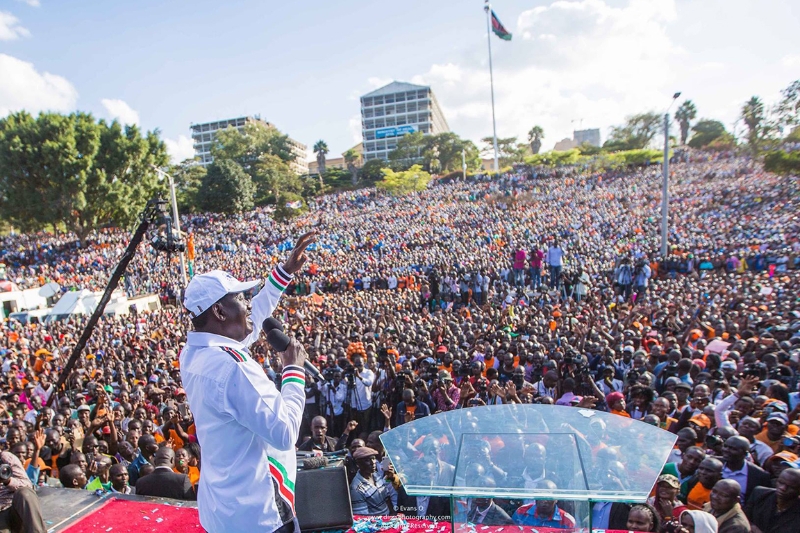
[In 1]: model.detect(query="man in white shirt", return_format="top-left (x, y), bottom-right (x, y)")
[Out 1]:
top-left (179, 232), bottom-right (315, 533)
top-left (545, 241), bottom-right (564, 289)
top-left (350, 356), bottom-right (375, 429)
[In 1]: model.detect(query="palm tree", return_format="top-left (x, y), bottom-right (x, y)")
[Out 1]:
top-left (741, 96), bottom-right (766, 154)
top-left (675, 100), bottom-right (697, 145)
top-left (527, 126), bottom-right (544, 154)
top-left (313, 140), bottom-right (328, 190)
top-left (343, 148), bottom-right (360, 185)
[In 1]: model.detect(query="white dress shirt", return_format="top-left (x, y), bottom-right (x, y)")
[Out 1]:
top-left (180, 266), bottom-right (306, 533)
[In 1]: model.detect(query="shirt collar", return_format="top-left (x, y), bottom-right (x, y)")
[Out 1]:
top-left (723, 461), bottom-right (747, 475)
top-left (187, 332), bottom-right (247, 351)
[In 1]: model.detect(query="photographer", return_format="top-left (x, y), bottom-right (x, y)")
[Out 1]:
top-left (319, 369), bottom-right (347, 436)
top-left (0, 450), bottom-right (46, 533)
top-left (349, 356), bottom-right (375, 432)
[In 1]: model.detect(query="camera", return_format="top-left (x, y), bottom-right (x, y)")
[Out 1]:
top-left (742, 362), bottom-right (767, 380)
top-left (323, 368), bottom-right (338, 382)
top-left (626, 369), bottom-right (640, 384)
top-left (0, 464), bottom-right (12, 483)
top-left (663, 362), bottom-right (679, 378)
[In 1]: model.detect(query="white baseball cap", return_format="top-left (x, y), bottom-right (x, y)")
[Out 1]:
top-left (183, 270), bottom-right (260, 318)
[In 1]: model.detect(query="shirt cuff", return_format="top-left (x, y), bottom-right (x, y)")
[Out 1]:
top-left (281, 365), bottom-right (306, 387)
top-left (267, 265), bottom-right (293, 292)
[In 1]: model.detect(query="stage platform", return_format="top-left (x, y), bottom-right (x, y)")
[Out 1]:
top-left (37, 486), bottom-right (199, 532)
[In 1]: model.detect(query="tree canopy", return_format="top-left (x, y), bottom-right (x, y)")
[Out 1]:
top-left (196, 159), bottom-right (255, 214)
top-left (388, 132), bottom-right (480, 173)
top-left (605, 112), bottom-right (663, 150)
top-left (0, 111), bottom-right (168, 238)
top-left (528, 126), bottom-right (544, 154)
top-left (675, 100), bottom-right (697, 145)
top-left (687, 120), bottom-right (731, 149)
top-left (376, 164), bottom-right (431, 195)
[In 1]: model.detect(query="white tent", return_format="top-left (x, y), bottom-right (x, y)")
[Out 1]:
top-left (46, 290), bottom-right (129, 321)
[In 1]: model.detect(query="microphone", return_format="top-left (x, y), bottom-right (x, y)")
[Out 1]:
top-left (297, 455), bottom-right (328, 470)
top-left (263, 318), bottom-right (324, 382)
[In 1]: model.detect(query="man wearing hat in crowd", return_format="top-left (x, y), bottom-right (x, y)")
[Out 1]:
top-left (757, 413), bottom-right (790, 454)
top-left (431, 370), bottom-right (460, 412)
top-left (647, 474), bottom-right (688, 523)
top-left (350, 447), bottom-right (396, 516)
top-left (179, 231), bottom-right (316, 533)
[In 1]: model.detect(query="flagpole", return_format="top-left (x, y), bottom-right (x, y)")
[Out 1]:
top-left (484, 0), bottom-right (499, 173)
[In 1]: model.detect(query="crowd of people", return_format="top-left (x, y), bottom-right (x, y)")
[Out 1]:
top-left (0, 153), bottom-right (798, 533)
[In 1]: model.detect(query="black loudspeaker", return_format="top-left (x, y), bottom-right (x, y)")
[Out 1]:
top-left (295, 466), bottom-right (353, 532)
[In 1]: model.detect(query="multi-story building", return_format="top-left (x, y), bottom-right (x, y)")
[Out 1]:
top-left (573, 128), bottom-right (601, 147)
top-left (190, 115), bottom-right (308, 175)
top-left (360, 81), bottom-right (449, 162)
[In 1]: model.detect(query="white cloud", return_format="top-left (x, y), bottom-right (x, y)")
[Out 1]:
top-left (100, 98), bottom-right (140, 126)
top-left (781, 55), bottom-right (800, 68)
top-left (348, 114), bottom-right (362, 145)
top-left (0, 11), bottom-right (30, 40)
top-left (15, 0), bottom-right (41, 7)
top-left (0, 53), bottom-right (77, 116)
top-left (397, 0), bottom-right (683, 151)
top-left (367, 77), bottom-right (392, 89)
top-left (163, 135), bottom-right (195, 164)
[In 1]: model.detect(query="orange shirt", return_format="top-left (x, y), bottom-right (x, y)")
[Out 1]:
top-left (686, 483), bottom-right (712, 510)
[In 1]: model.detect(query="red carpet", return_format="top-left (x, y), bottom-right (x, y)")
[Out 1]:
top-left (61, 498), bottom-right (203, 533)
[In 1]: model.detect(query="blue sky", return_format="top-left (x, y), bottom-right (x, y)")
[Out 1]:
top-left (1, 0), bottom-right (799, 162)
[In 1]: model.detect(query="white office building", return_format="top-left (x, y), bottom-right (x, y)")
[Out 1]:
top-left (574, 128), bottom-right (601, 147)
top-left (360, 81), bottom-right (449, 161)
top-left (190, 116), bottom-right (308, 175)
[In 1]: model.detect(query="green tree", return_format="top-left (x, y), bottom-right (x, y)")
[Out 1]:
top-left (196, 160), bottom-right (254, 213)
top-left (253, 153), bottom-right (300, 205)
top-left (481, 136), bottom-right (523, 167)
top-left (169, 160), bottom-right (207, 213)
top-left (577, 142), bottom-right (602, 156)
top-left (687, 119), bottom-right (728, 148)
top-left (776, 80), bottom-right (800, 129)
top-left (0, 111), bottom-right (168, 239)
top-left (343, 148), bottom-right (360, 185)
top-left (605, 112), bottom-right (663, 150)
top-left (388, 132), bottom-right (426, 170)
top-left (528, 126), bottom-right (544, 154)
top-left (359, 159), bottom-right (387, 184)
top-left (211, 121), bottom-right (296, 170)
top-left (376, 164), bottom-right (431, 195)
top-left (764, 150), bottom-right (800, 175)
top-left (313, 140), bottom-right (328, 191)
top-left (741, 96), bottom-right (769, 154)
top-left (675, 100), bottom-right (697, 145)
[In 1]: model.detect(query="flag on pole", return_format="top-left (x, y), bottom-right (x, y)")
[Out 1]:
top-left (490, 10), bottom-right (512, 41)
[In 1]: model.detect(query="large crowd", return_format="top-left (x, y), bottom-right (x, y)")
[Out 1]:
top-left (0, 153), bottom-right (799, 533)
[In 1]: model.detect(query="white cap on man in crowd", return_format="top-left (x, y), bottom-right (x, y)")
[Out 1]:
top-left (183, 270), bottom-right (260, 318)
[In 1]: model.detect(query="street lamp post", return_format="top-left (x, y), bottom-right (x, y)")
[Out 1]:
top-left (462, 148), bottom-right (467, 179)
top-left (661, 92), bottom-right (681, 259)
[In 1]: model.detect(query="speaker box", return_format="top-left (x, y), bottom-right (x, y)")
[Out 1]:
top-left (295, 467), bottom-right (353, 532)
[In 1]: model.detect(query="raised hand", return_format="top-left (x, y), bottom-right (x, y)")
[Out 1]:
top-left (33, 429), bottom-right (45, 450)
top-left (380, 404), bottom-right (392, 421)
top-left (737, 375), bottom-right (759, 397)
top-left (282, 232), bottom-right (318, 275)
